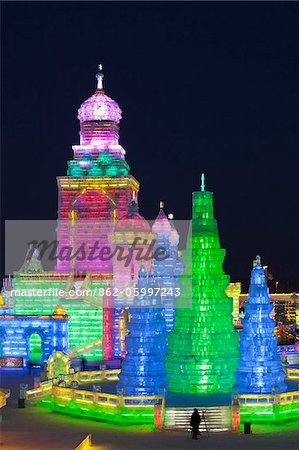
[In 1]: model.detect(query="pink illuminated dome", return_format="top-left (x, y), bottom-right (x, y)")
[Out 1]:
top-left (78, 65), bottom-right (122, 124)
top-left (115, 199), bottom-right (151, 233)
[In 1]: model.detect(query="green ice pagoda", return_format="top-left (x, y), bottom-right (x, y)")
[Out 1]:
top-left (166, 175), bottom-right (239, 394)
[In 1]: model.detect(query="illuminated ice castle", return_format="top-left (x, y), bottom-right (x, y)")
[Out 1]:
top-left (0, 66), bottom-right (183, 367)
top-left (0, 67), bottom-right (289, 414)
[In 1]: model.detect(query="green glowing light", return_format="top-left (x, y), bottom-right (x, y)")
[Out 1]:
top-left (166, 189), bottom-right (239, 394)
top-left (29, 333), bottom-right (42, 362)
top-left (239, 401), bottom-right (299, 423)
top-left (39, 395), bottom-right (156, 426)
top-left (13, 277), bottom-right (104, 360)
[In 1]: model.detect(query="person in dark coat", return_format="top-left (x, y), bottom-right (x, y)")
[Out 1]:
top-left (81, 356), bottom-right (87, 371)
top-left (190, 408), bottom-right (201, 439)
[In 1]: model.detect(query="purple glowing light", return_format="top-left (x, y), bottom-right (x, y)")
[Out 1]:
top-left (78, 91), bottom-right (122, 124)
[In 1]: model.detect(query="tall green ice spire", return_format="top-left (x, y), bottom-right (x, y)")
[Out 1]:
top-left (165, 183), bottom-right (239, 394)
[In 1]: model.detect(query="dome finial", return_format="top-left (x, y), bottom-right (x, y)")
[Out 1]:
top-left (254, 255), bottom-right (261, 267)
top-left (96, 64), bottom-right (104, 90)
top-left (160, 201), bottom-right (164, 209)
top-left (201, 173), bottom-right (205, 192)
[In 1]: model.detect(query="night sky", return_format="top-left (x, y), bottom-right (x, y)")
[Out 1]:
top-left (1, 2), bottom-right (299, 291)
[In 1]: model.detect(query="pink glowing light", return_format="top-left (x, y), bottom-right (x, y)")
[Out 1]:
top-left (78, 91), bottom-right (122, 123)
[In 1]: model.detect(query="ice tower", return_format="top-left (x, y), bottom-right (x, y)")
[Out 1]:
top-left (11, 67), bottom-right (141, 362)
top-left (234, 256), bottom-right (287, 394)
top-left (152, 202), bottom-right (184, 332)
top-left (117, 265), bottom-right (167, 396)
top-left (56, 65), bottom-right (139, 272)
top-left (166, 177), bottom-right (239, 394)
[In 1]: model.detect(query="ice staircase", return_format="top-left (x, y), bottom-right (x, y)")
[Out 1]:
top-left (164, 406), bottom-right (231, 432)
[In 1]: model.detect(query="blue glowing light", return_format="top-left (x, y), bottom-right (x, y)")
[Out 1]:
top-left (117, 265), bottom-right (167, 396)
top-left (234, 256), bottom-right (287, 394)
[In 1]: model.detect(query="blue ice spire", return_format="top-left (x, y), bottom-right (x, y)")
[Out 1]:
top-left (234, 256), bottom-right (287, 394)
top-left (117, 264), bottom-right (167, 396)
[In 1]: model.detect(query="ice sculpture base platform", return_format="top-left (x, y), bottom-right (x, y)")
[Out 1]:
top-left (165, 391), bottom-right (231, 407)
